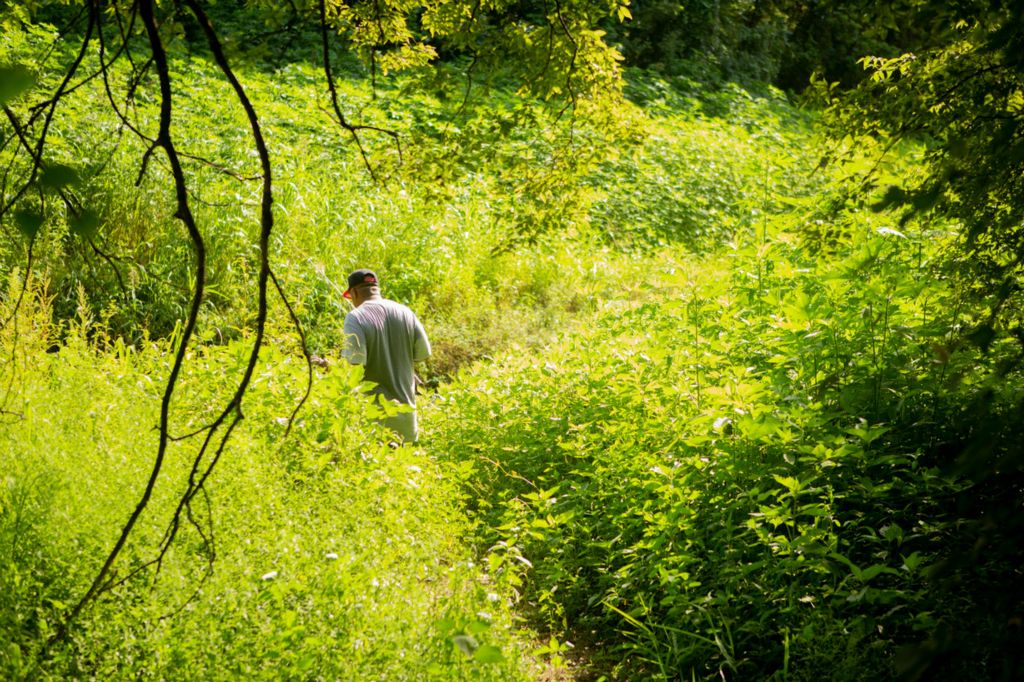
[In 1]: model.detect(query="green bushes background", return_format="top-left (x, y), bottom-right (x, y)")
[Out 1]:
top-left (430, 223), bottom-right (1022, 679)
top-left (2, 12), bottom-right (1022, 680)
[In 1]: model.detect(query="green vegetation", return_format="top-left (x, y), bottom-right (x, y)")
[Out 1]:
top-left (432, 225), bottom-right (1022, 679)
top-left (2, 0), bottom-right (1022, 680)
top-left (0, 302), bottom-right (538, 679)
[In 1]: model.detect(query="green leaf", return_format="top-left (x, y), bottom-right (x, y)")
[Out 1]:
top-left (845, 421), bottom-right (889, 445)
top-left (473, 644), bottom-right (505, 664)
top-left (465, 619), bottom-right (491, 635)
top-left (0, 65), bottom-right (36, 105)
top-left (901, 552), bottom-right (923, 573)
top-left (40, 164), bottom-right (80, 190)
top-left (859, 564), bottom-right (897, 582)
top-left (881, 523), bottom-right (903, 543)
top-left (69, 209), bottom-right (99, 239)
top-left (828, 551), bottom-right (861, 579)
top-left (451, 634), bottom-right (478, 656)
top-left (14, 209), bottom-right (44, 240)
top-left (739, 415), bottom-right (782, 439)
top-left (772, 474), bottom-right (802, 494)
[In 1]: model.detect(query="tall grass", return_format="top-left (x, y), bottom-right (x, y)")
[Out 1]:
top-left (0, 287), bottom-right (545, 680)
top-left (4, 22), bottom-right (1020, 681)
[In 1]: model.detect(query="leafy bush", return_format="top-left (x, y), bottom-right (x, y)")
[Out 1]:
top-left (429, 220), bottom-right (1023, 680)
top-left (0, 37), bottom-right (628, 375)
top-left (587, 73), bottom-right (820, 252)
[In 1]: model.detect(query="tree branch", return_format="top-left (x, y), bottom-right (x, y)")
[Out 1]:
top-left (318, 0), bottom-right (402, 181)
top-left (55, 0), bottom-right (208, 642)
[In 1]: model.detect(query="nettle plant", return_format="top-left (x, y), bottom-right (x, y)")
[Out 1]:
top-left (0, 305), bottom-right (531, 679)
top-left (431, 221), bottom-right (999, 679)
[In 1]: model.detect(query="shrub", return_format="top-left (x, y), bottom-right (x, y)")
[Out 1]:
top-left (429, 222), bottom-right (1023, 680)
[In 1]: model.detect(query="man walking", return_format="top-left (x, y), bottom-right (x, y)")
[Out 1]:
top-left (342, 269), bottom-right (431, 443)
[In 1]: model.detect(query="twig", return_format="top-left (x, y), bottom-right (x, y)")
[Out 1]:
top-left (270, 269), bottom-right (313, 439)
top-left (318, 0), bottom-right (402, 181)
top-left (55, 0), bottom-right (209, 642)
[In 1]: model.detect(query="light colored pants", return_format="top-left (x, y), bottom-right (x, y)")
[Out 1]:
top-left (382, 410), bottom-right (418, 443)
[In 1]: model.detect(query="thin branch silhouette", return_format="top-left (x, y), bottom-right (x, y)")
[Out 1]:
top-left (54, 0), bottom-right (209, 642)
top-left (318, 0), bottom-right (402, 182)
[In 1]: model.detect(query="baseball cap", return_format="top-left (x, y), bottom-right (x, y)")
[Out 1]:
top-left (343, 269), bottom-right (379, 299)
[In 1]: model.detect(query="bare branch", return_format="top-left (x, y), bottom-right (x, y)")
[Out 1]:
top-left (55, 0), bottom-right (209, 641)
top-left (318, 0), bottom-right (402, 181)
top-left (270, 269), bottom-right (313, 439)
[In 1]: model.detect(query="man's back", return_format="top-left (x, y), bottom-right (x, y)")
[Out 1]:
top-left (343, 297), bottom-right (430, 406)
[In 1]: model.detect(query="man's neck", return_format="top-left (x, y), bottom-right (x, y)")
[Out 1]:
top-left (356, 293), bottom-right (383, 307)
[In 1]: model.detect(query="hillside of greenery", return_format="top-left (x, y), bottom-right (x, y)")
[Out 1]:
top-left (3, 3), bottom-right (1023, 681)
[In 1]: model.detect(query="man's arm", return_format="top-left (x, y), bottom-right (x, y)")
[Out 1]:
top-left (342, 315), bottom-right (367, 365)
top-left (412, 317), bottom-right (431, 363)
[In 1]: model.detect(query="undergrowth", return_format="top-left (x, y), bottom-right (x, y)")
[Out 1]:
top-left (0, 289), bottom-right (539, 680)
top-left (428, 219), bottom-right (1024, 680)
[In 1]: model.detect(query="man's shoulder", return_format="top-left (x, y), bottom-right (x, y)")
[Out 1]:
top-left (378, 298), bottom-right (418, 316)
top-left (346, 298), bottom-right (417, 321)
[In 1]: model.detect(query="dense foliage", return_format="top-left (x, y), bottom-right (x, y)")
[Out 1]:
top-left (821, 0), bottom-right (1024, 343)
top-left (1, 1), bottom-right (1022, 680)
top-left (0, 300), bottom-right (541, 679)
top-left (0, 0), bottom-right (628, 341)
top-left (432, 224), bottom-right (1024, 679)
top-left (610, 0), bottom-right (924, 90)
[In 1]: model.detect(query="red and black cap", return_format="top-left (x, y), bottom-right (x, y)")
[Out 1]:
top-left (343, 269), bottom-right (379, 299)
